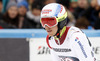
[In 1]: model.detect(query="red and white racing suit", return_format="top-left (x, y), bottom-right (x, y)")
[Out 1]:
top-left (46, 26), bottom-right (96, 61)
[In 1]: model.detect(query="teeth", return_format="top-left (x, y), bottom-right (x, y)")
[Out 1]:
top-left (48, 30), bottom-right (51, 32)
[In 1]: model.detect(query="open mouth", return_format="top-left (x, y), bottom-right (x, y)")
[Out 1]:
top-left (47, 30), bottom-right (52, 33)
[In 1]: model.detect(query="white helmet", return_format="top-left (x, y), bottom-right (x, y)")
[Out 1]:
top-left (40, 3), bottom-right (68, 37)
top-left (41, 3), bottom-right (67, 18)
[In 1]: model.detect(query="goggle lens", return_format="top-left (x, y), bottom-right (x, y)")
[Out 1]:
top-left (41, 18), bottom-right (57, 28)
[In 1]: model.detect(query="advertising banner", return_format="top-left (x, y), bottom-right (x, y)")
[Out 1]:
top-left (29, 38), bottom-right (51, 61)
top-left (89, 37), bottom-right (100, 61)
top-left (30, 37), bottom-right (100, 61)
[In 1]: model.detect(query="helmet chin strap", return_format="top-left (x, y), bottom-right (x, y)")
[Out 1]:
top-left (54, 24), bottom-right (61, 38)
top-left (54, 17), bottom-right (68, 38)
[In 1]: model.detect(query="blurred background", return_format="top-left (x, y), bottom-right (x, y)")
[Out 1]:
top-left (0, 0), bottom-right (100, 61)
top-left (0, 0), bottom-right (99, 29)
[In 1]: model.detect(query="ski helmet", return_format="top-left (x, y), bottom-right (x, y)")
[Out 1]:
top-left (40, 3), bottom-right (68, 37)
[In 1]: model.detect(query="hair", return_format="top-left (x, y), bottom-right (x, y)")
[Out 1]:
top-left (75, 17), bottom-right (90, 29)
top-left (56, 0), bottom-right (70, 9)
top-left (31, 0), bottom-right (44, 10)
top-left (0, 0), bottom-right (2, 2)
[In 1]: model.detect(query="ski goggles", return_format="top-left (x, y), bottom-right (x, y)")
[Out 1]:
top-left (40, 12), bottom-right (67, 28)
top-left (41, 17), bottom-right (58, 28)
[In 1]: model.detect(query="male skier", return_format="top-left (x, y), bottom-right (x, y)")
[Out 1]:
top-left (40, 3), bottom-right (96, 61)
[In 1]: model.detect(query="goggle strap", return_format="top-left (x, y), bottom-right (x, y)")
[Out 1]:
top-left (57, 12), bottom-right (67, 22)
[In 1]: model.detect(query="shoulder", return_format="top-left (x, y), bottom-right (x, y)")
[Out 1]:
top-left (69, 26), bottom-right (80, 30)
top-left (67, 26), bottom-right (84, 38)
top-left (67, 26), bottom-right (79, 33)
top-left (68, 26), bottom-right (82, 34)
top-left (68, 26), bottom-right (87, 43)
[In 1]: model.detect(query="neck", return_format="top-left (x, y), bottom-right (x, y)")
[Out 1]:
top-left (54, 26), bottom-right (66, 39)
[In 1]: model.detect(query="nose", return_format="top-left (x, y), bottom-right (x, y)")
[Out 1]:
top-left (45, 25), bottom-right (50, 29)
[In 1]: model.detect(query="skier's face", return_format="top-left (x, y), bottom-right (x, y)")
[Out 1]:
top-left (45, 25), bottom-right (58, 36)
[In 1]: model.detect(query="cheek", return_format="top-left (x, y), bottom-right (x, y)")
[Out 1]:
top-left (8, 10), bottom-right (13, 16)
top-left (52, 26), bottom-right (58, 34)
top-left (0, 4), bottom-right (2, 9)
top-left (13, 12), bottom-right (18, 16)
top-left (18, 8), bottom-right (21, 12)
top-left (23, 9), bottom-right (27, 13)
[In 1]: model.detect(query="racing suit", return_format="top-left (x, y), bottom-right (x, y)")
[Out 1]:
top-left (46, 26), bottom-right (95, 61)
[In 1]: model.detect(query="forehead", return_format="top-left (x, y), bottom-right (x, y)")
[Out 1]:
top-left (19, 6), bottom-right (26, 9)
top-left (8, 6), bottom-right (17, 10)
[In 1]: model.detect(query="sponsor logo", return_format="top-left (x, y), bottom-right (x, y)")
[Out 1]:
top-left (78, 41), bottom-right (87, 58)
top-left (75, 37), bottom-right (79, 41)
top-left (93, 47), bottom-right (100, 61)
top-left (53, 48), bottom-right (71, 52)
top-left (60, 5), bottom-right (63, 13)
top-left (93, 47), bottom-right (100, 54)
top-left (37, 46), bottom-right (50, 54)
top-left (75, 37), bottom-right (87, 58)
top-left (59, 56), bottom-right (79, 61)
top-left (42, 9), bottom-right (52, 14)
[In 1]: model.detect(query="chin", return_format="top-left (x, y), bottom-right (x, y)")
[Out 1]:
top-left (10, 16), bottom-right (16, 19)
top-left (48, 34), bottom-right (53, 36)
top-left (48, 33), bottom-right (53, 36)
top-left (48, 33), bottom-right (56, 36)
